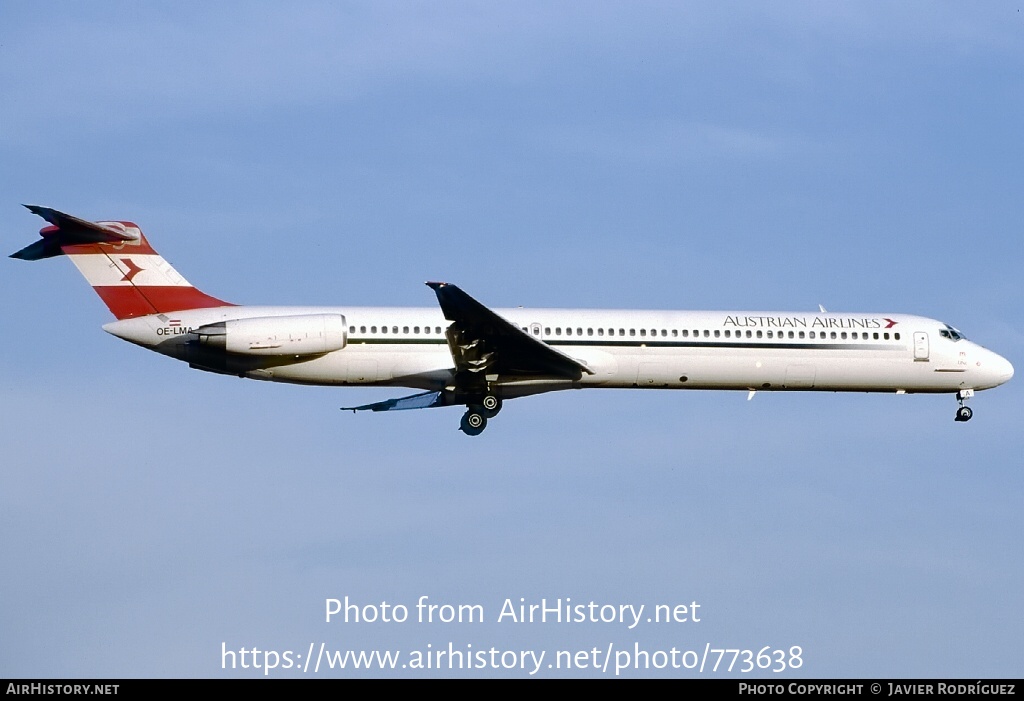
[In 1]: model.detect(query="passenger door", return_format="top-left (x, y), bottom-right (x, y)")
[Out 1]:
top-left (913, 332), bottom-right (929, 361)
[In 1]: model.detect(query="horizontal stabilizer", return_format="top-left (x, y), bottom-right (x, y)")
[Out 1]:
top-left (12, 205), bottom-right (140, 260)
top-left (342, 390), bottom-right (445, 413)
top-left (10, 237), bottom-right (62, 261)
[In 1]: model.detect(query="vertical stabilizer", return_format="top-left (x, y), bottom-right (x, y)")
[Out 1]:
top-left (12, 205), bottom-right (232, 319)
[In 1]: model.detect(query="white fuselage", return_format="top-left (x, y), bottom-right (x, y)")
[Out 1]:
top-left (103, 305), bottom-right (1014, 398)
top-left (15, 206), bottom-right (1010, 431)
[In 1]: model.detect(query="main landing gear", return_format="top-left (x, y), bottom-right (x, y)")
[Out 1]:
top-left (954, 389), bottom-right (974, 422)
top-left (459, 394), bottom-right (502, 436)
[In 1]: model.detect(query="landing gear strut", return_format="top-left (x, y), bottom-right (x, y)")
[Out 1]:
top-left (955, 389), bottom-right (974, 422)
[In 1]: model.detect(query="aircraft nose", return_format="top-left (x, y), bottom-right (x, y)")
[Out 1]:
top-left (980, 349), bottom-right (1014, 388)
top-left (995, 354), bottom-right (1014, 384)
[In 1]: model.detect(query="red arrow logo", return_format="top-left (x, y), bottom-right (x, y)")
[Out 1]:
top-left (883, 318), bottom-right (898, 329)
top-left (119, 258), bottom-right (143, 282)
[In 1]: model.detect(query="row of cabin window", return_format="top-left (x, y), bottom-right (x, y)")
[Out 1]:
top-left (350, 325), bottom-right (444, 335)
top-left (348, 324), bottom-right (900, 343)
top-left (533, 327), bottom-right (901, 341)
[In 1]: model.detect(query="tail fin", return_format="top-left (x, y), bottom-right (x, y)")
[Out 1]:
top-left (12, 205), bottom-right (232, 319)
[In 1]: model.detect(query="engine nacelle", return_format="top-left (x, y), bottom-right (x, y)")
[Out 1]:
top-left (193, 314), bottom-right (347, 356)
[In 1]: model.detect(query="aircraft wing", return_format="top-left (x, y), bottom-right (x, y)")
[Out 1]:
top-left (427, 282), bottom-right (593, 381)
top-left (342, 283), bottom-right (592, 416)
top-left (341, 390), bottom-right (445, 413)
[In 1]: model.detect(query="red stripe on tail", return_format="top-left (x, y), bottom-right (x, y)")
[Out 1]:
top-left (93, 286), bottom-right (232, 320)
top-left (64, 234), bottom-right (232, 319)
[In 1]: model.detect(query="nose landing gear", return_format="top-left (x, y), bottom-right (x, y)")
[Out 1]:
top-left (955, 389), bottom-right (974, 422)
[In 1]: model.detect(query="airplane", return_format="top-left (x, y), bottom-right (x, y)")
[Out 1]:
top-left (11, 205), bottom-right (1014, 435)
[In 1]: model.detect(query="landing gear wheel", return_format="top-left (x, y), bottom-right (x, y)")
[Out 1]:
top-left (481, 394), bottom-right (502, 417)
top-left (955, 406), bottom-right (973, 422)
top-left (460, 408), bottom-right (487, 436)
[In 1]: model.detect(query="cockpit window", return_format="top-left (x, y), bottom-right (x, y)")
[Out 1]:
top-left (942, 324), bottom-right (966, 342)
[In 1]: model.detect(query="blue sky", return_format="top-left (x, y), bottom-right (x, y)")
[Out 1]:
top-left (1, 2), bottom-right (1021, 678)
